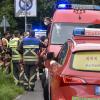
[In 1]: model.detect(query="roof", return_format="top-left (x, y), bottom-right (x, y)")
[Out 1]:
top-left (53, 9), bottom-right (100, 24)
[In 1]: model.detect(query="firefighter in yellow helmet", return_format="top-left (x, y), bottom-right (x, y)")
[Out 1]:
top-left (9, 30), bottom-right (22, 85)
top-left (18, 30), bottom-right (40, 91)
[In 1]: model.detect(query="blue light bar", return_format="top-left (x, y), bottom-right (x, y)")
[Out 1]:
top-left (33, 29), bottom-right (46, 32)
top-left (34, 29), bottom-right (39, 32)
top-left (73, 28), bottom-right (85, 36)
top-left (72, 4), bottom-right (100, 11)
top-left (58, 4), bottom-right (66, 8)
top-left (56, 0), bottom-right (72, 9)
top-left (95, 6), bottom-right (100, 10)
top-left (58, 4), bottom-right (72, 9)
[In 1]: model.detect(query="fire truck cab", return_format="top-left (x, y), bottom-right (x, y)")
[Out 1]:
top-left (48, 2), bottom-right (100, 57)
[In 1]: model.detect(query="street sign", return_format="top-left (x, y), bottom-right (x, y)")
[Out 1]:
top-left (0, 16), bottom-right (10, 33)
top-left (0, 17), bottom-right (10, 27)
top-left (19, 0), bottom-right (33, 11)
top-left (15, 0), bottom-right (37, 17)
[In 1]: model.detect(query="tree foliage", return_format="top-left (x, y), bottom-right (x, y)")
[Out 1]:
top-left (0, 0), bottom-right (17, 31)
top-left (0, 0), bottom-right (99, 32)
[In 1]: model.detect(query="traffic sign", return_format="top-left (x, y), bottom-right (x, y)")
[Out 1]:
top-left (15, 0), bottom-right (37, 17)
top-left (0, 17), bottom-right (10, 27)
top-left (19, 0), bottom-right (32, 11)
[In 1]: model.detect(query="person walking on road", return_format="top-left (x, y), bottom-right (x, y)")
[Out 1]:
top-left (18, 30), bottom-right (40, 91)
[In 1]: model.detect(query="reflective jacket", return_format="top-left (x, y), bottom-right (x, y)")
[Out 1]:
top-left (22, 37), bottom-right (40, 64)
top-left (9, 38), bottom-right (21, 61)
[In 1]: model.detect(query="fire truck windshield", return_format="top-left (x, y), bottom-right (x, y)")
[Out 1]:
top-left (51, 23), bottom-right (100, 44)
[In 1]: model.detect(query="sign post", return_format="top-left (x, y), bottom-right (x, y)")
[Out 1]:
top-left (3, 16), bottom-right (6, 33)
top-left (25, 0), bottom-right (27, 33)
top-left (92, 0), bottom-right (95, 5)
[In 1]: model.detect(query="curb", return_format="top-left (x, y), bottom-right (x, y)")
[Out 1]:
top-left (14, 91), bottom-right (27, 100)
top-left (14, 95), bottom-right (22, 100)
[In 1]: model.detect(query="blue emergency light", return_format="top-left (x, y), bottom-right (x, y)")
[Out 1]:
top-left (55, 0), bottom-right (100, 10)
top-left (94, 6), bottom-right (100, 10)
top-left (56, 0), bottom-right (72, 9)
top-left (58, 4), bottom-right (66, 8)
top-left (73, 28), bottom-right (85, 36)
top-left (33, 29), bottom-right (46, 32)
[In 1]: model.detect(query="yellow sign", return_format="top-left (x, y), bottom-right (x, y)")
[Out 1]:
top-left (73, 52), bottom-right (100, 71)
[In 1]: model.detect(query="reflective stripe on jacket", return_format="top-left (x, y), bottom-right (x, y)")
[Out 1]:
top-left (23, 45), bottom-right (39, 62)
top-left (22, 37), bottom-right (40, 63)
top-left (9, 38), bottom-right (21, 61)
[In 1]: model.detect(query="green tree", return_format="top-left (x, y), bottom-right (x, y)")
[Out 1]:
top-left (0, 0), bottom-right (17, 32)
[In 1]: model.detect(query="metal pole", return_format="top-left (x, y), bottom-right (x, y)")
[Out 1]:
top-left (25, 0), bottom-right (27, 33)
top-left (92, 0), bottom-right (95, 5)
top-left (3, 16), bottom-right (6, 33)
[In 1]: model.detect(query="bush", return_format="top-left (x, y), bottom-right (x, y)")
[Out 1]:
top-left (0, 72), bottom-right (24, 100)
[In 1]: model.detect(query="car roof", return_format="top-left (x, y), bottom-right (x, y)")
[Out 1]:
top-left (70, 39), bottom-right (100, 52)
top-left (53, 9), bottom-right (100, 24)
top-left (72, 43), bottom-right (100, 52)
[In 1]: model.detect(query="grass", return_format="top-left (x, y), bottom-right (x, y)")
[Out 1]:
top-left (0, 71), bottom-right (24, 100)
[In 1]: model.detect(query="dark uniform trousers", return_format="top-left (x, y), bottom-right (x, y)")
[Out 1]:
top-left (24, 63), bottom-right (37, 90)
top-left (13, 61), bottom-right (24, 85)
top-left (13, 62), bottom-right (20, 84)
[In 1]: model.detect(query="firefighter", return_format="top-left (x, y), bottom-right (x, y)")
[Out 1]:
top-left (9, 30), bottom-right (22, 85)
top-left (18, 30), bottom-right (40, 91)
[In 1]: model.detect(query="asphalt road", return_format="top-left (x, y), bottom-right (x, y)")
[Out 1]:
top-left (16, 80), bottom-right (44, 100)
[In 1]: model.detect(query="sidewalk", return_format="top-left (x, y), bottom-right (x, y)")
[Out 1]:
top-left (15, 80), bottom-right (44, 100)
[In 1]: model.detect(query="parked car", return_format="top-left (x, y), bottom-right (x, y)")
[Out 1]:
top-left (47, 28), bottom-right (100, 100)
